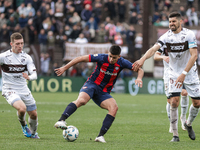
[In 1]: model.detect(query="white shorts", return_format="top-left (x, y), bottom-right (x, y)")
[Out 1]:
top-left (169, 78), bottom-right (200, 98)
top-left (2, 88), bottom-right (36, 111)
top-left (164, 82), bottom-right (171, 98)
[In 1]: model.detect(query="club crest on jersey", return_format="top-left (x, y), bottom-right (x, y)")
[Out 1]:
top-left (181, 36), bottom-right (185, 41)
top-left (115, 67), bottom-right (119, 70)
top-left (82, 86), bottom-right (87, 89)
top-left (21, 59), bottom-right (25, 63)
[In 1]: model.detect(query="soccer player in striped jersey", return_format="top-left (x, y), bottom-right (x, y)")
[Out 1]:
top-left (0, 32), bottom-right (39, 138)
top-left (154, 46), bottom-right (189, 133)
top-left (133, 12), bottom-right (200, 142)
top-left (54, 45), bottom-right (144, 143)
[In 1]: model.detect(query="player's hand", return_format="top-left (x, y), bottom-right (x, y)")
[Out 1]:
top-left (135, 79), bottom-right (143, 88)
top-left (22, 72), bottom-right (30, 80)
top-left (54, 67), bottom-right (65, 76)
top-left (175, 74), bottom-right (185, 88)
top-left (132, 59), bottom-right (143, 72)
top-left (163, 56), bottom-right (169, 63)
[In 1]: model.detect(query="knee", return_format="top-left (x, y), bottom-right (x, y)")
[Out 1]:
top-left (18, 107), bottom-right (26, 115)
top-left (181, 89), bottom-right (188, 96)
top-left (74, 99), bottom-right (87, 107)
top-left (193, 101), bottom-right (200, 108)
top-left (110, 104), bottom-right (118, 115)
top-left (29, 111), bottom-right (37, 120)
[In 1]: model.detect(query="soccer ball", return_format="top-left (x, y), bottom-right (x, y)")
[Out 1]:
top-left (63, 125), bottom-right (79, 142)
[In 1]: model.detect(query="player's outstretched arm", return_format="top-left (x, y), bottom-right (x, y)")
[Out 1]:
top-left (132, 44), bottom-right (160, 71)
top-left (55, 55), bottom-right (90, 76)
top-left (154, 52), bottom-right (169, 63)
top-left (135, 68), bottom-right (144, 88)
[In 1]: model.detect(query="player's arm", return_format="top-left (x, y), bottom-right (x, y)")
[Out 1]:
top-left (135, 68), bottom-right (144, 88)
top-left (154, 51), bottom-right (169, 63)
top-left (22, 71), bottom-right (37, 81)
top-left (132, 44), bottom-right (161, 71)
top-left (55, 55), bottom-right (90, 76)
top-left (175, 47), bottom-right (198, 88)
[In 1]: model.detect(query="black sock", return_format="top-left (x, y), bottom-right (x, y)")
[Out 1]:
top-left (98, 114), bottom-right (115, 137)
top-left (58, 102), bottom-right (77, 121)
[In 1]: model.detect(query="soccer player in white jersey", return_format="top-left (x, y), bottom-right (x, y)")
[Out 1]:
top-left (0, 32), bottom-right (39, 139)
top-left (132, 12), bottom-right (200, 142)
top-left (154, 46), bottom-right (189, 133)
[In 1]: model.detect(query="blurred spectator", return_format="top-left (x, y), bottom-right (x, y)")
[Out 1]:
top-left (83, 0), bottom-right (92, 10)
top-left (86, 17), bottom-right (98, 41)
top-left (129, 12), bottom-right (138, 25)
top-left (154, 0), bottom-right (161, 12)
top-left (0, 24), bottom-right (10, 46)
top-left (105, 20), bottom-right (116, 43)
top-left (104, 0), bottom-right (116, 20)
top-left (104, 16), bottom-right (111, 26)
top-left (59, 34), bottom-right (68, 57)
top-left (38, 29), bottom-right (48, 53)
top-left (96, 23), bottom-right (107, 43)
top-left (33, 10), bottom-right (43, 34)
top-left (0, 1), bottom-right (5, 13)
top-left (42, 16), bottom-right (52, 31)
top-left (13, 24), bottom-right (21, 33)
top-left (18, 3), bottom-right (27, 17)
top-left (118, 0), bottom-right (126, 22)
top-left (126, 25), bottom-right (136, 61)
top-left (26, 18), bottom-right (36, 44)
top-left (187, 0), bottom-right (194, 8)
top-left (32, 0), bottom-right (41, 12)
top-left (26, 3), bottom-right (36, 17)
top-left (7, 16), bottom-right (17, 35)
top-left (153, 18), bottom-right (162, 26)
top-left (179, 6), bottom-right (186, 18)
top-left (164, 0), bottom-right (172, 11)
top-left (71, 12), bottom-right (81, 25)
top-left (81, 4), bottom-right (92, 25)
top-left (152, 11), bottom-right (160, 24)
top-left (69, 24), bottom-right (81, 42)
top-left (186, 6), bottom-right (198, 26)
top-left (18, 14), bottom-right (28, 28)
top-left (68, 66), bottom-right (78, 77)
top-left (75, 33), bottom-right (88, 44)
top-left (63, 25), bottom-right (72, 38)
top-left (0, 13), bottom-right (7, 28)
top-left (82, 26), bottom-right (91, 42)
top-left (82, 62), bottom-right (94, 79)
top-left (114, 32), bottom-right (123, 45)
top-left (160, 15), bottom-right (169, 27)
top-left (133, 0), bottom-right (140, 14)
top-left (134, 33), bottom-right (142, 61)
top-left (73, 0), bottom-right (83, 15)
top-left (55, 0), bottom-right (64, 18)
top-left (52, 62), bottom-right (59, 76)
top-left (137, 14), bottom-right (143, 25)
top-left (92, 2), bottom-right (102, 24)
top-left (4, 0), bottom-right (12, 19)
top-left (40, 52), bottom-right (51, 76)
top-left (38, 2), bottom-right (47, 19)
top-left (47, 30), bottom-right (55, 50)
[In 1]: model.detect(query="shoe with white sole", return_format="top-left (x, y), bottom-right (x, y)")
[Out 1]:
top-left (54, 121), bottom-right (67, 129)
top-left (95, 136), bottom-right (106, 143)
top-left (180, 116), bottom-right (186, 131)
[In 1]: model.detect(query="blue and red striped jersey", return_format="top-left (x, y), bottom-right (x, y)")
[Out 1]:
top-left (88, 54), bottom-right (133, 93)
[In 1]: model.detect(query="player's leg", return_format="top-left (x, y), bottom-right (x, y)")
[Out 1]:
top-left (180, 88), bottom-right (189, 130)
top-left (170, 94), bottom-right (180, 142)
top-left (95, 97), bottom-right (118, 143)
top-left (166, 98), bottom-right (172, 133)
top-left (13, 100), bottom-right (32, 137)
top-left (184, 98), bottom-right (200, 140)
top-left (27, 107), bottom-right (39, 139)
top-left (54, 92), bottom-right (91, 129)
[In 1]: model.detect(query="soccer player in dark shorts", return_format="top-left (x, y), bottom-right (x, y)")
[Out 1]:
top-left (54, 45), bottom-right (144, 143)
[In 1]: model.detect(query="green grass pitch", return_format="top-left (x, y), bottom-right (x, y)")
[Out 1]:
top-left (0, 92), bottom-right (200, 150)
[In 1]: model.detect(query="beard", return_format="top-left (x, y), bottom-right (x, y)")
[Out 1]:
top-left (170, 23), bottom-right (180, 31)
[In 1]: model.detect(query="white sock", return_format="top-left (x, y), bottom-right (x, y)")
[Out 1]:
top-left (170, 106), bottom-right (178, 137)
top-left (180, 95), bottom-right (189, 119)
top-left (28, 117), bottom-right (38, 135)
top-left (187, 104), bottom-right (199, 126)
top-left (17, 111), bottom-right (26, 126)
top-left (166, 102), bottom-right (170, 121)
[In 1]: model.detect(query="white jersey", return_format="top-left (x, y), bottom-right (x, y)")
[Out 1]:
top-left (157, 46), bottom-right (169, 83)
top-left (0, 49), bottom-right (36, 90)
top-left (157, 28), bottom-right (198, 84)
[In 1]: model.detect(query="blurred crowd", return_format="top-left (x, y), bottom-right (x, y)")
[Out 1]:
top-left (0, 0), bottom-right (199, 77)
